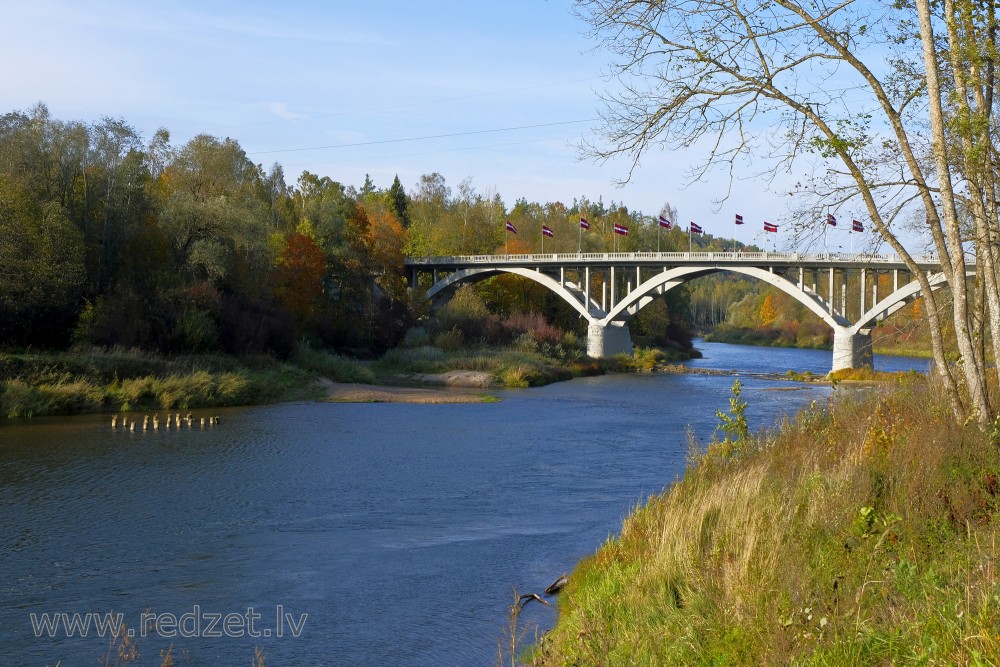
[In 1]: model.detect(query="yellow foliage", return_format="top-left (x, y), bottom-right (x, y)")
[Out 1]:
top-left (758, 294), bottom-right (778, 326)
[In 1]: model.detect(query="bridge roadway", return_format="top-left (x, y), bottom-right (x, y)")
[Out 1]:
top-left (405, 251), bottom-right (945, 373)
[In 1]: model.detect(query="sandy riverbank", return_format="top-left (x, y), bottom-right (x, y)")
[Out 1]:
top-left (318, 371), bottom-right (498, 404)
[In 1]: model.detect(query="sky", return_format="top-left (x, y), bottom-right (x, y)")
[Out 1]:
top-left (1, 0), bottom-right (882, 251)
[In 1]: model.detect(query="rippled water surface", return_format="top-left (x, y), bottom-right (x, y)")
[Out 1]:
top-left (0, 342), bottom-right (928, 665)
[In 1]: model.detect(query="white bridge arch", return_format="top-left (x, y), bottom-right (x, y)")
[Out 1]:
top-left (407, 252), bottom-right (946, 372)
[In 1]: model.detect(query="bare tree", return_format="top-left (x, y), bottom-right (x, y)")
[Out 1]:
top-left (576, 0), bottom-right (1000, 423)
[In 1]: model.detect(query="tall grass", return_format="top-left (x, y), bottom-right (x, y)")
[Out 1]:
top-left (289, 345), bottom-right (376, 384)
top-left (532, 378), bottom-right (1000, 665)
top-left (1, 348), bottom-right (321, 418)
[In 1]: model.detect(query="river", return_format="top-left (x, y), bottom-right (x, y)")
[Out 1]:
top-left (0, 342), bottom-right (928, 666)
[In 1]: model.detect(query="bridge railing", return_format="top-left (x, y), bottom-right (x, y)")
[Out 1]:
top-left (406, 251), bottom-right (941, 266)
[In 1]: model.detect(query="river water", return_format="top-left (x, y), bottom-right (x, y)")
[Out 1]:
top-left (0, 342), bottom-right (928, 666)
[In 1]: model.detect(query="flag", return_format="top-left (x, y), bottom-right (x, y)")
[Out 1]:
top-left (658, 214), bottom-right (672, 229)
top-left (505, 220), bottom-right (517, 234)
top-left (852, 219), bottom-right (864, 232)
top-left (542, 225), bottom-right (554, 238)
top-left (613, 223), bottom-right (629, 236)
top-left (579, 217), bottom-right (590, 230)
top-left (764, 221), bottom-right (778, 233)
top-left (735, 213), bottom-right (744, 225)
top-left (690, 222), bottom-right (703, 234)
top-left (826, 213), bottom-right (837, 227)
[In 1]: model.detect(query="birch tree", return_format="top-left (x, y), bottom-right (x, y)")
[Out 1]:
top-left (576, 0), bottom-right (1000, 423)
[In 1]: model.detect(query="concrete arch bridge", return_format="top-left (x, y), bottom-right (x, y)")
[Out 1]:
top-left (405, 252), bottom-right (945, 372)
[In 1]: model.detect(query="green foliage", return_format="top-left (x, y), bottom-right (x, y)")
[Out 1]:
top-left (714, 378), bottom-right (750, 445)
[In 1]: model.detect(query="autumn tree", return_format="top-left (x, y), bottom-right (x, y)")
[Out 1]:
top-left (271, 231), bottom-right (327, 324)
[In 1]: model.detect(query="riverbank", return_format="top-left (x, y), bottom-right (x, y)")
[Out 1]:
top-left (529, 378), bottom-right (1000, 665)
top-left (318, 375), bottom-right (498, 404)
top-left (1, 342), bottom-right (699, 417)
top-left (703, 326), bottom-right (933, 359)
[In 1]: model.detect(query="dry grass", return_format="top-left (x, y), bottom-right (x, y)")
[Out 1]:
top-left (531, 378), bottom-right (1000, 665)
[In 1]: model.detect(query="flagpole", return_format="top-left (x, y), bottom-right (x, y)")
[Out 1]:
top-left (688, 225), bottom-right (692, 256)
top-left (578, 220), bottom-right (582, 253)
top-left (541, 226), bottom-right (544, 253)
top-left (657, 221), bottom-right (661, 253)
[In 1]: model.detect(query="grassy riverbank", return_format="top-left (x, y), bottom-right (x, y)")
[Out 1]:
top-left (0, 347), bottom-right (326, 418)
top-left (530, 379), bottom-right (1000, 665)
top-left (0, 342), bottom-right (686, 418)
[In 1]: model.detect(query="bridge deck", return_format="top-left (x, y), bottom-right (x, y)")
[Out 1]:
top-left (405, 251), bottom-right (941, 272)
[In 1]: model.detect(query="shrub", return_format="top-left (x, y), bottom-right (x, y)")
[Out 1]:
top-left (434, 327), bottom-right (465, 352)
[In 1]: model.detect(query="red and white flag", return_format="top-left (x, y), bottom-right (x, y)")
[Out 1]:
top-left (542, 225), bottom-right (554, 238)
top-left (735, 213), bottom-right (744, 225)
top-left (579, 217), bottom-right (590, 230)
top-left (764, 221), bottom-right (779, 233)
top-left (852, 219), bottom-right (864, 232)
top-left (613, 223), bottom-right (629, 236)
top-left (826, 213), bottom-right (837, 227)
top-left (658, 214), bottom-right (672, 229)
top-left (689, 222), bottom-right (703, 234)
top-left (505, 220), bottom-right (517, 234)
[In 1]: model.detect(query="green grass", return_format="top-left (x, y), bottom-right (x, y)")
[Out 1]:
top-left (0, 348), bottom-right (322, 418)
top-left (529, 378), bottom-right (1000, 666)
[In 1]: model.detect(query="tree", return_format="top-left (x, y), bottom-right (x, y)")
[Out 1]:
top-left (0, 181), bottom-right (86, 344)
top-left (758, 294), bottom-right (778, 328)
top-left (388, 174), bottom-right (410, 227)
top-left (575, 0), bottom-right (1000, 424)
top-left (158, 134), bottom-right (270, 288)
top-left (272, 232), bottom-right (327, 323)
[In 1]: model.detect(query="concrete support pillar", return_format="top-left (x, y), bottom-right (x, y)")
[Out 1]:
top-left (587, 321), bottom-right (634, 358)
top-left (610, 267), bottom-right (616, 309)
top-left (860, 268), bottom-right (866, 314)
top-left (828, 268), bottom-right (835, 314)
top-left (831, 328), bottom-right (873, 372)
top-left (585, 267), bottom-right (591, 314)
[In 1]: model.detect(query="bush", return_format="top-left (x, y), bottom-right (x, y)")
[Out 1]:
top-left (434, 327), bottom-right (465, 352)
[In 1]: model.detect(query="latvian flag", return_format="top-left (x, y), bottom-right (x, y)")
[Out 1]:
top-left (852, 219), bottom-right (864, 232)
top-left (764, 221), bottom-right (779, 233)
top-left (613, 223), bottom-right (629, 236)
top-left (826, 213), bottom-right (837, 227)
top-left (735, 213), bottom-right (744, 225)
top-left (505, 220), bottom-right (517, 234)
top-left (658, 214), bottom-right (672, 229)
top-left (690, 222), bottom-right (703, 234)
top-left (579, 217), bottom-right (590, 230)
top-left (542, 225), bottom-right (554, 238)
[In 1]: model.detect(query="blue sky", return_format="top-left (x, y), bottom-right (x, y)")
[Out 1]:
top-left (2, 0), bottom-right (869, 250)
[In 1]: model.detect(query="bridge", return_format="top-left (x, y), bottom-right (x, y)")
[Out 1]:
top-left (405, 251), bottom-right (945, 372)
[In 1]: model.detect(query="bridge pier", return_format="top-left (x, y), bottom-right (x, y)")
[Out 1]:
top-left (587, 321), bottom-right (633, 358)
top-left (831, 328), bottom-right (873, 373)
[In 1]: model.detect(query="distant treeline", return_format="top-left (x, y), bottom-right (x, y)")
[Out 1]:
top-left (0, 104), bottom-right (712, 358)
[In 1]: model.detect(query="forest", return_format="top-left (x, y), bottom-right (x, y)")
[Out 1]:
top-left (0, 104), bottom-right (720, 361)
